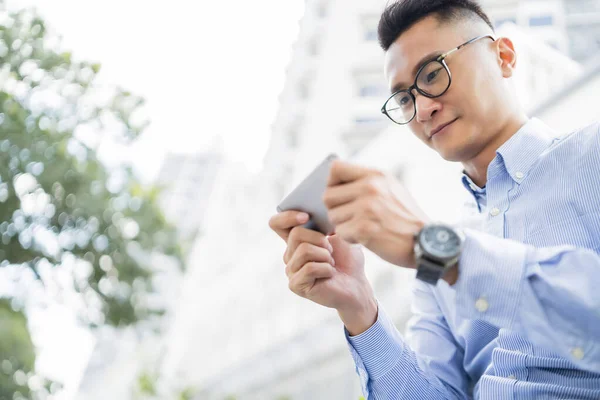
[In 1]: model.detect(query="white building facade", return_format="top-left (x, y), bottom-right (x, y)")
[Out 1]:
top-left (156, 149), bottom-right (223, 243)
top-left (163, 1), bottom-right (594, 399)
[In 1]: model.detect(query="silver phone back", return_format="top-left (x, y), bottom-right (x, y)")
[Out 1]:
top-left (276, 153), bottom-right (338, 235)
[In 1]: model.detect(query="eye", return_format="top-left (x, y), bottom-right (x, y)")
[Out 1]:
top-left (393, 92), bottom-right (412, 109)
top-left (425, 68), bottom-right (441, 83)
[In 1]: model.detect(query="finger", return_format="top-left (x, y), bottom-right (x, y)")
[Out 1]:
top-left (327, 160), bottom-right (372, 187)
top-left (288, 262), bottom-right (335, 295)
top-left (335, 219), bottom-right (378, 246)
top-left (284, 227), bottom-right (332, 264)
top-left (287, 242), bottom-right (335, 275)
top-left (327, 200), bottom-right (359, 226)
top-left (269, 211), bottom-right (310, 241)
top-left (322, 180), bottom-right (364, 209)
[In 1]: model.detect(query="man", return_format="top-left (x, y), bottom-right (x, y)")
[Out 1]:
top-left (268, 0), bottom-right (600, 398)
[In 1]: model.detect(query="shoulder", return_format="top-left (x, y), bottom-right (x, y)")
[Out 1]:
top-left (546, 121), bottom-right (600, 162)
top-left (553, 120), bottom-right (600, 147)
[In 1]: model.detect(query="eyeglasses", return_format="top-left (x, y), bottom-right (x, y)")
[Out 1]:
top-left (381, 35), bottom-right (496, 125)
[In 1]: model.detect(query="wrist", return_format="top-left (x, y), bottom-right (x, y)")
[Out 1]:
top-left (441, 262), bottom-right (459, 286)
top-left (338, 294), bottom-right (378, 337)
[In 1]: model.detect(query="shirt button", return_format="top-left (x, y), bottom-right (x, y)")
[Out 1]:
top-left (515, 171), bottom-right (524, 180)
top-left (507, 375), bottom-right (517, 380)
top-left (571, 347), bottom-right (585, 360)
top-left (475, 298), bottom-right (489, 312)
top-left (490, 207), bottom-right (500, 217)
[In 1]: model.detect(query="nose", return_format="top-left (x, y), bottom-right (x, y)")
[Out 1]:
top-left (414, 92), bottom-right (442, 123)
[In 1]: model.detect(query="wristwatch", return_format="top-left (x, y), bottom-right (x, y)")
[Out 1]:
top-left (414, 223), bottom-right (464, 285)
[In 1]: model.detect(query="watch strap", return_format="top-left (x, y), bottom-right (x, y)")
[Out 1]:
top-left (416, 257), bottom-right (446, 285)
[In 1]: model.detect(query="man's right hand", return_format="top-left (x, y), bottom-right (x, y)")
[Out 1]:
top-left (268, 210), bottom-right (378, 336)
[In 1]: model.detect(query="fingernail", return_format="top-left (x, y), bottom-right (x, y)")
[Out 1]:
top-left (297, 213), bottom-right (309, 222)
top-left (331, 257), bottom-right (335, 266)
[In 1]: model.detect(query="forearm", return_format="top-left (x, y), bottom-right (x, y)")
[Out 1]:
top-left (345, 301), bottom-right (465, 399)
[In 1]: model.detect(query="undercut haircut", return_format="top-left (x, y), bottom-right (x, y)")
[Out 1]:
top-left (378, 0), bottom-right (495, 51)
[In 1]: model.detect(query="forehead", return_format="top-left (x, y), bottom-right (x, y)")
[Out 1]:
top-left (383, 16), bottom-right (466, 89)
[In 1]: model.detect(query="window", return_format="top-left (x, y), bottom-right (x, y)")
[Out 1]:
top-left (359, 84), bottom-right (388, 97)
top-left (286, 117), bottom-right (303, 149)
top-left (317, 1), bottom-right (328, 18)
top-left (297, 73), bottom-right (314, 100)
top-left (307, 37), bottom-right (320, 57)
top-left (361, 15), bottom-right (379, 42)
top-left (354, 117), bottom-right (381, 125)
top-left (529, 15), bottom-right (554, 27)
top-left (287, 127), bottom-right (299, 148)
top-left (365, 29), bottom-right (378, 41)
top-left (354, 69), bottom-right (387, 98)
top-left (297, 81), bottom-right (310, 100)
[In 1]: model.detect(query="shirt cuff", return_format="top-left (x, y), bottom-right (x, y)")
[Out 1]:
top-left (345, 300), bottom-right (405, 380)
top-left (453, 228), bottom-right (529, 330)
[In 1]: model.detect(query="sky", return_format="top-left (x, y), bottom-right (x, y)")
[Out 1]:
top-left (4, 0), bottom-right (305, 397)
top-left (10, 0), bottom-right (305, 179)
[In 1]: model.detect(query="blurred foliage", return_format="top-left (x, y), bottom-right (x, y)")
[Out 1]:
top-left (134, 369), bottom-right (196, 400)
top-left (0, 299), bottom-right (33, 399)
top-left (0, 0), bottom-right (182, 332)
top-left (0, 299), bottom-right (61, 400)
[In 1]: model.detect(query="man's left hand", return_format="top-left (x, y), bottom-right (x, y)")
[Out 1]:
top-left (323, 160), bottom-right (431, 269)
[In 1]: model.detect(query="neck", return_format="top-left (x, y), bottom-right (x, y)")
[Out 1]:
top-left (462, 113), bottom-right (529, 187)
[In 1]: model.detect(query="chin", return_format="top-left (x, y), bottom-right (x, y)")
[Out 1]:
top-left (436, 149), bottom-right (464, 162)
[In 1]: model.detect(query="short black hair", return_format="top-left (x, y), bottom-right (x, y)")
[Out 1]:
top-left (378, 0), bottom-right (494, 51)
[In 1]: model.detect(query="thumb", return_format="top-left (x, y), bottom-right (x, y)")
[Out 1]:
top-left (328, 233), bottom-right (361, 253)
top-left (327, 234), bottom-right (364, 270)
top-left (327, 233), bottom-right (347, 253)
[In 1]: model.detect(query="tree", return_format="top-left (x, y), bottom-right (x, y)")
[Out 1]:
top-left (0, 299), bottom-right (35, 399)
top-left (0, 0), bottom-right (182, 327)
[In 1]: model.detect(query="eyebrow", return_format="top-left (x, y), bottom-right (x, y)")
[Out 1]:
top-left (390, 51), bottom-right (443, 94)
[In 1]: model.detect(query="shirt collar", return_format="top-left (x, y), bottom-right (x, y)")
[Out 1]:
top-left (461, 118), bottom-right (556, 189)
top-left (492, 118), bottom-right (556, 183)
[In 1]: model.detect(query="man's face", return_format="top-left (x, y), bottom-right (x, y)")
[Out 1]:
top-left (384, 16), bottom-right (504, 162)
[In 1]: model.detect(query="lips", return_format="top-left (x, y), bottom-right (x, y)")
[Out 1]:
top-left (430, 118), bottom-right (458, 138)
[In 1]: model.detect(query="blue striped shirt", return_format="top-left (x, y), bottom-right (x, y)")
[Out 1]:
top-left (345, 118), bottom-right (600, 399)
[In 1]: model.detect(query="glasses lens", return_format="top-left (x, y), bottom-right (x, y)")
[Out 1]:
top-left (416, 60), bottom-right (450, 97)
top-left (385, 91), bottom-right (415, 124)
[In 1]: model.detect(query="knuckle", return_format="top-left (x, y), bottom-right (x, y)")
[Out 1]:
top-left (363, 199), bottom-right (376, 214)
top-left (331, 160), bottom-right (341, 172)
top-left (357, 220), bottom-right (373, 237)
top-left (283, 250), bottom-right (290, 264)
top-left (296, 242), bottom-right (310, 255)
top-left (322, 194), bottom-right (332, 208)
top-left (268, 215), bottom-right (278, 230)
top-left (289, 226), bottom-right (302, 241)
top-left (365, 178), bottom-right (379, 195)
top-left (303, 262), bottom-right (316, 275)
top-left (288, 279), bottom-right (296, 293)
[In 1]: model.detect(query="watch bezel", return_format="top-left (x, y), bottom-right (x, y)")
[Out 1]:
top-left (415, 224), bottom-right (464, 264)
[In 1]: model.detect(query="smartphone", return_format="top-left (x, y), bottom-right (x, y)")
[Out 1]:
top-left (276, 153), bottom-right (338, 235)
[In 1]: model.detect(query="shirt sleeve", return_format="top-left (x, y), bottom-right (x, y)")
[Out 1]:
top-left (344, 292), bottom-right (469, 399)
top-left (454, 227), bottom-right (600, 373)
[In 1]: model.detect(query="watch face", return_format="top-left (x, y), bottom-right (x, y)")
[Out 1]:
top-left (420, 225), bottom-right (461, 260)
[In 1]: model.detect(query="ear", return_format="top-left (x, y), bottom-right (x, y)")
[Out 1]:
top-left (495, 37), bottom-right (517, 78)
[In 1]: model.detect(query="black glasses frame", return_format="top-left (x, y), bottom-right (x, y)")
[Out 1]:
top-left (381, 34), bottom-right (496, 125)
